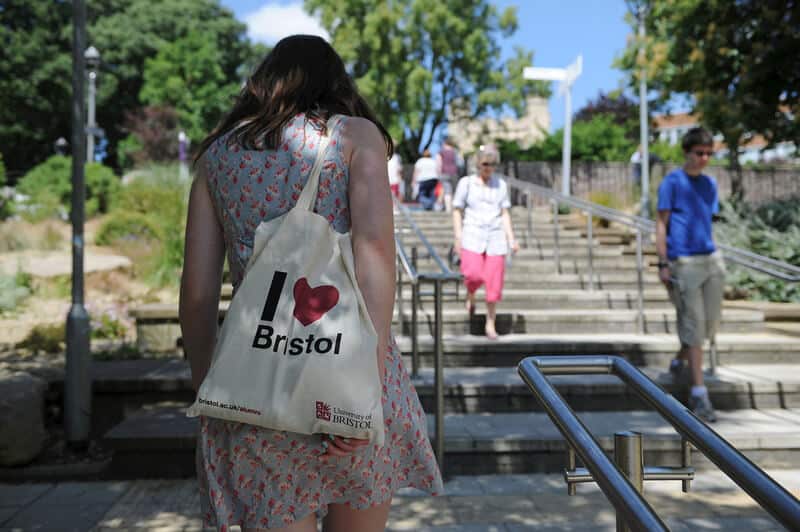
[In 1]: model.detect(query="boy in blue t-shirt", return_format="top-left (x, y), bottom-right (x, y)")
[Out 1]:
top-left (655, 127), bottom-right (726, 423)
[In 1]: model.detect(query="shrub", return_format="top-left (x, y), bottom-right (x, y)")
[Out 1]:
top-left (117, 134), bottom-right (144, 173)
top-left (0, 272), bottom-right (30, 313)
top-left (586, 191), bottom-right (624, 228)
top-left (105, 164), bottom-right (189, 288)
top-left (17, 323), bottom-right (65, 354)
top-left (91, 310), bottom-right (129, 340)
top-left (0, 152), bottom-right (10, 220)
top-left (120, 106), bottom-right (180, 166)
top-left (95, 211), bottom-right (161, 246)
top-left (16, 155), bottom-right (120, 219)
top-left (716, 199), bottom-right (800, 302)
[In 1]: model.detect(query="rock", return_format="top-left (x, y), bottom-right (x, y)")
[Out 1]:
top-left (0, 370), bottom-right (48, 466)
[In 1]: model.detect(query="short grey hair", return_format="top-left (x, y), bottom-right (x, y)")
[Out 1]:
top-left (477, 144), bottom-right (500, 164)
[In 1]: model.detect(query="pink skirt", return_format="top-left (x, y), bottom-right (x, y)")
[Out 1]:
top-left (459, 248), bottom-right (506, 302)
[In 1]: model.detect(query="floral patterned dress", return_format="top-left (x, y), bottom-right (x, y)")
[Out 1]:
top-left (198, 113), bottom-right (443, 530)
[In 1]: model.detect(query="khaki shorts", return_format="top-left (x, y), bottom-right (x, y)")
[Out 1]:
top-left (668, 252), bottom-right (726, 347)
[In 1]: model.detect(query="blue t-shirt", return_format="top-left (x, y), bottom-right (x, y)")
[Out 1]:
top-left (657, 168), bottom-right (719, 260)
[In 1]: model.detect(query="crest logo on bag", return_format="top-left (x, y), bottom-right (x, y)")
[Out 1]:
top-left (315, 401), bottom-right (332, 421)
top-left (251, 271), bottom-right (343, 356)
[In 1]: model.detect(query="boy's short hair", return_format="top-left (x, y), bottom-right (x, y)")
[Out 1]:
top-left (682, 127), bottom-right (714, 152)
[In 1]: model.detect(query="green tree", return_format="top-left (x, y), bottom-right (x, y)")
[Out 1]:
top-left (0, 0), bottom-right (257, 174)
top-left (574, 90), bottom-right (640, 142)
top-left (508, 115), bottom-right (635, 162)
top-left (616, 0), bottom-right (800, 200)
top-left (304, 0), bottom-right (550, 160)
top-left (0, 1), bottom-right (73, 178)
top-left (140, 31), bottom-right (240, 142)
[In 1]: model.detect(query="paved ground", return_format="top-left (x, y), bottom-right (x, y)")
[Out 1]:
top-left (1, 469), bottom-right (798, 531)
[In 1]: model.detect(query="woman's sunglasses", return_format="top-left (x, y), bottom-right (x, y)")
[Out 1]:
top-left (480, 162), bottom-right (497, 167)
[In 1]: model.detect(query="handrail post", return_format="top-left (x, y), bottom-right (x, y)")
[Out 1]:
top-left (552, 199), bottom-right (561, 274)
top-left (615, 431), bottom-right (645, 532)
top-left (411, 247), bottom-right (419, 378)
top-left (396, 256), bottom-right (403, 327)
top-left (433, 277), bottom-right (445, 475)
top-left (636, 230), bottom-right (644, 334)
top-left (682, 438), bottom-right (693, 493)
top-left (526, 192), bottom-right (534, 248)
top-left (586, 211), bottom-right (594, 292)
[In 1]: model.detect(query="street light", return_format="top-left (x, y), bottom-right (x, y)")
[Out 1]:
top-left (67, 0), bottom-right (91, 448)
top-left (84, 45), bottom-right (100, 163)
top-left (626, 1), bottom-right (651, 217)
top-left (524, 55), bottom-right (583, 197)
top-left (54, 137), bottom-right (69, 156)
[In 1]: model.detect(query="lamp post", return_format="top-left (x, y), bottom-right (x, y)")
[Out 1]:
top-left (66, 0), bottom-right (91, 447)
top-left (84, 45), bottom-right (100, 163)
top-left (524, 55), bottom-right (582, 197)
top-left (626, 1), bottom-right (651, 217)
top-left (54, 137), bottom-right (69, 156)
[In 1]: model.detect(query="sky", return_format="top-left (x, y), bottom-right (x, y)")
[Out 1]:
top-left (219, 0), bottom-right (635, 132)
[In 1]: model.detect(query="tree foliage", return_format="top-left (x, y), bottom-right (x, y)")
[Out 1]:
top-left (304, 0), bottom-right (550, 159)
top-left (499, 115), bottom-right (635, 162)
top-left (0, 0), bottom-right (255, 174)
top-left (616, 0), bottom-right (800, 198)
top-left (118, 106), bottom-right (181, 169)
top-left (574, 91), bottom-right (640, 142)
top-left (140, 30), bottom-right (239, 142)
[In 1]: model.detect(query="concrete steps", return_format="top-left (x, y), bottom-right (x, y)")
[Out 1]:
top-left (395, 333), bottom-right (800, 367)
top-left (395, 307), bottom-right (764, 335)
top-left (110, 206), bottom-right (800, 485)
top-left (103, 403), bottom-right (800, 477)
top-left (404, 288), bottom-right (671, 310)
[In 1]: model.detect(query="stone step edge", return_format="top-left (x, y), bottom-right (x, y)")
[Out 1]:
top-left (104, 406), bottom-right (800, 454)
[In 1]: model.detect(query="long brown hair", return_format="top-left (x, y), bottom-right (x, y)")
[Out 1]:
top-left (195, 35), bottom-right (392, 163)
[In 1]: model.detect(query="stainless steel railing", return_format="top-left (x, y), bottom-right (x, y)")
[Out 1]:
top-left (507, 176), bottom-right (800, 373)
top-left (393, 197), bottom-right (461, 474)
top-left (518, 355), bottom-right (800, 531)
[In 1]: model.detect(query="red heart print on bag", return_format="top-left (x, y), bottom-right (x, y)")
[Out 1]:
top-left (293, 278), bottom-right (339, 326)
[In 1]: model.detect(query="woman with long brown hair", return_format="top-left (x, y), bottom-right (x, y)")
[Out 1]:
top-left (180, 35), bottom-right (442, 531)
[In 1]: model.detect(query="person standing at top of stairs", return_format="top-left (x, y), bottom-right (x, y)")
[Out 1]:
top-left (656, 127), bottom-right (726, 423)
top-left (452, 144), bottom-right (519, 340)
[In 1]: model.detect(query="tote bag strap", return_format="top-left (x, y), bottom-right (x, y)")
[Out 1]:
top-left (295, 114), bottom-right (343, 212)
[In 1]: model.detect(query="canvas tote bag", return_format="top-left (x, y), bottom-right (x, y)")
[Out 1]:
top-left (187, 115), bottom-right (385, 445)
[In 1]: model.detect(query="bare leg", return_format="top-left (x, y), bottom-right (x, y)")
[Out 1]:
top-left (687, 345), bottom-right (704, 386)
top-left (485, 301), bottom-right (498, 339)
top-left (243, 513), bottom-right (317, 532)
top-left (465, 291), bottom-right (476, 313)
top-left (323, 499), bottom-right (392, 532)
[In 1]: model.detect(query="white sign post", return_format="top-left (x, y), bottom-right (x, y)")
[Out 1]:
top-left (524, 55), bottom-right (583, 197)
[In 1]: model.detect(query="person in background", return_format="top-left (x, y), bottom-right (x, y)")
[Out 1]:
top-left (452, 145), bottom-right (519, 340)
top-left (180, 34), bottom-right (442, 532)
top-left (413, 148), bottom-right (439, 210)
top-left (656, 127), bottom-right (725, 423)
top-left (387, 145), bottom-right (403, 201)
top-left (436, 136), bottom-right (462, 212)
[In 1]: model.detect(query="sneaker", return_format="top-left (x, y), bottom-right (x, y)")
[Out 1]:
top-left (689, 393), bottom-right (717, 423)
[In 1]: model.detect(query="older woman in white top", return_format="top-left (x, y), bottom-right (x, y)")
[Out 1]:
top-left (452, 146), bottom-right (519, 339)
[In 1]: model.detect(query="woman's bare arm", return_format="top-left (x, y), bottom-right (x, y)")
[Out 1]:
top-left (344, 117), bottom-right (395, 383)
top-left (179, 162), bottom-right (226, 391)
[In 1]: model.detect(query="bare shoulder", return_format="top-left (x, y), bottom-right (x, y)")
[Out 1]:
top-left (339, 116), bottom-right (385, 161)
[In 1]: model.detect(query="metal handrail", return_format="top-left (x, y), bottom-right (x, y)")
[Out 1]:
top-left (392, 197), bottom-right (461, 475)
top-left (518, 356), bottom-right (800, 531)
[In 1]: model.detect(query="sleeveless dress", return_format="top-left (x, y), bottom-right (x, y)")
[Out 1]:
top-left (198, 113), bottom-right (443, 530)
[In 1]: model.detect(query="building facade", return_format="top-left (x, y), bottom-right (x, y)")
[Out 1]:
top-left (653, 112), bottom-right (797, 164)
top-left (446, 96), bottom-right (550, 156)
